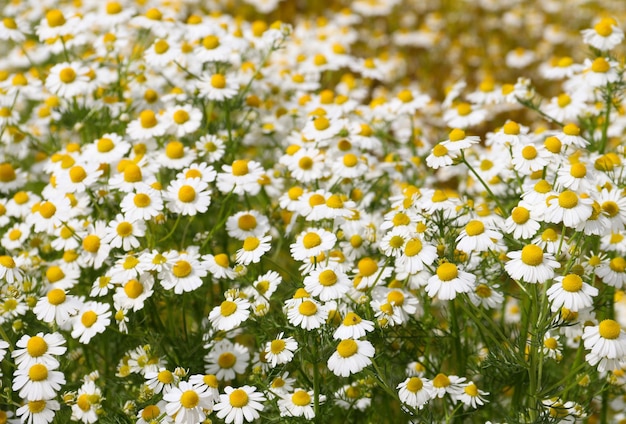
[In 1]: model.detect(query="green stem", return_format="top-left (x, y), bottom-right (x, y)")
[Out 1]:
top-left (527, 284), bottom-right (540, 421)
top-left (449, 298), bottom-right (465, 376)
top-left (460, 151), bottom-right (506, 214)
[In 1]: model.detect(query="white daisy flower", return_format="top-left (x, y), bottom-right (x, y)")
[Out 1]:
top-left (12, 362), bottom-right (66, 401)
top-left (33, 288), bottom-right (80, 326)
top-left (455, 219), bottom-right (502, 253)
top-left (544, 190), bottom-right (593, 228)
top-left (303, 266), bottom-right (351, 301)
top-left (458, 382), bottom-right (489, 408)
top-left (145, 368), bottom-right (178, 395)
top-left (71, 301), bottom-right (111, 344)
top-left (209, 297), bottom-right (251, 331)
top-left (16, 399), bottom-right (60, 424)
top-left (582, 319), bottom-right (626, 372)
top-left (596, 256), bottom-right (626, 288)
top-left (163, 381), bottom-right (213, 424)
top-left (333, 312), bottom-right (375, 340)
top-left (505, 244), bottom-right (560, 284)
top-left (431, 373), bottom-right (466, 400)
top-left (547, 274), bottom-right (598, 312)
top-left (213, 385), bottom-right (266, 424)
top-left (440, 128), bottom-right (481, 152)
top-left (425, 262), bottom-right (476, 300)
top-left (196, 72), bottom-right (239, 101)
top-left (159, 251), bottom-right (208, 294)
top-left (45, 62), bottom-right (90, 98)
top-left (581, 17), bottom-right (624, 51)
top-left (235, 235), bottom-right (272, 265)
top-left (204, 339), bottom-right (250, 381)
top-left (120, 185), bottom-right (163, 221)
top-left (327, 339), bottom-right (375, 377)
top-left (216, 160), bottom-right (264, 196)
top-left (165, 177), bottom-right (212, 216)
top-left (264, 332), bottom-right (298, 368)
top-left (286, 297), bottom-right (328, 331)
top-left (290, 228), bottom-right (337, 262)
top-left (12, 333), bottom-right (66, 370)
top-left (278, 388), bottom-right (323, 419)
top-left (397, 376), bottom-right (434, 409)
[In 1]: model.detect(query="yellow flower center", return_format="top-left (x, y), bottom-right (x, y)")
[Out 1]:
top-left (358, 257), bottom-right (378, 277)
top-left (28, 400), bottom-right (47, 413)
top-left (59, 67), bottom-right (76, 84)
top-left (598, 319), bottom-right (621, 339)
top-left (595, 20), bottom-right (614, 36)
top-left (3, 17), bottom-right (17, 29)
top-left (46, 9), bottom-right (66, 27)
top-left (217, 352), bottom-right (237, 369)
top-left (475, 284), bottom-right (492, 298)
top-left (404, 238), bottom-right (423, 257)
top-left (243, 237), bottom-right (260, 251)
top-left (561, 274), bottom-right (583, 292)
top-left (397, 89), bottom-right (413, 103)
top-left (464, 383), bottom-right (479, 396)
top-left (319, 269), bottom-right (338, 286)
top-left (178, 185), bottom-right (196, 203)
top-left (214, 253), bottom-right (229, 268)
top-left (28, 364), bottom-right (48, 381)
top-left (76, 394), bottom-right (91, 411)
top-left (558, 57), bottom-right (573, 67)
top-left (27, 336), bottom-right (48, 357)
top-left (433, 373), bottom-right (451, 388)
top-left (124, 279), bottom-right (143, 299)
top-left (389, 235), bottom-right (405, 249)
top-left (145, 8), bottom-right (162, 20)
top-left (46, 266), bottom-right (65, 283)
top-left (570, 163), bottom-right (586, 178)
top-left (563, 123), bottom-right (580, 136)
top-left (343, 153), bottom-right (358, 167)
top-left (229, 389), bottom-right (249, 408)
top-left (116, 221), bottom-right (133, 237)
top-left (326, 194), bottom-right (343, 209)
top-left (298, 300), bottom-right (317, 316)
top-left (436, 262), bottom-right (458, 281)
top-left (558, 190), bottom-right (578, 209)
top-left (157, 370), bottom-right (173, 384)
top-left (448, 128), bottom-right (465, 142)
top-left (47, 288), bottom-right (66, 305)
top-left (302, 232), bottom-right (322, 249)
top-left (237, 214), bottom-right (256, 231)
top-left (173, 110), bottom-right (189, 124)
top-left (8, 228), bottom-right (21, 241)
top-left (81, 310), bottom-right (98, 327)
top-left (68, 166), bottom-right (86, 183)
top-left (202, 35), bottom-right (220, 50)
top-left (521, 145), bottom-right (537, 160)
top-left (387, 290), bottom-right (404, 306)
top-left (456, 103), bottom-right (472, 116)
top-left (591, 57), bottom-right (610, 73)
top-left (544, 136), bottom-right (562, 153)
top-left (270, 339), bottom-right (286, 354)
top-left (541, 228), bottom-right (558, 242)
top-left (210, 74), bottom-right (226, 89)
top-left (337, 339), bottom-right (358, 358)
top-left (342, 312), bottom-right (362, 326)
top-left (39, 201), bottom-right (57, 219)
top-left (557, 94), bottom-right (571, 108)
top-left (139, 110), bottom-right (157, 129)
top-left (83, 234), bottom-right (101, 253)
top-left (298, 156), bottom-right (313, 170)
top-left (203, 374), bottom-right (218, 388)
top-left (520, 244), bottom-right (544, 266)
top-left (106, 1), bottom-right (122, 14)
top-left (406, 377), bottom-right (424, 393)
top-left (123, 163), bottom-right (142, 183)
top-left (0, 255), bottom-right (15, 268)
top-left (511, 206), bottom-right (530, 224)
top-left (165, 141), bottom-right (184, 159)
top-left (133, 193), bottom-right (151, 208)
top-left (173, 260), bottom-right (192, 278)
top-left (609, 257), bottom-right (626, 273)
top-left (153, 40), bottom-right (169, 55)
top-left (180, 390), bottom-right (199, 408)
top-left (602, 201), bottom-right (619, 217)
top-left (503, 121), bottom-right (520, 135)
top-left (465, 220), bottom-right (485, 236)
top-left (231, 160), bottom-right (249, 176)
top-left (141, 405), bottom-right (160, 420)
top-left (289, 389), bottom-right (311, 406)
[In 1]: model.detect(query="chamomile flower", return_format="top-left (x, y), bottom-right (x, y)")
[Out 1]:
top-left (265, 332), bottom-right (298, 368)
top-left (286, 297), bottom-right (328, 330)
top-left (455, 219), bottom-right (502, 253)
top-left (441, 128), bottom-right (480, 152)
top-left (165, 177), bottom-right (212, 216)
top-left (113, 274), bottom-right (155, 312)
top-left (581, 17), bottom-right (624, 51)
top-left (395, 236), bottom-right (438, 275)
top-left (290, 228), bottom-right (337, 262)
top-left (426, 143), bottom-right (458, 169)
top-left (136, 401), bottom-right (171, 424)
top-left (28, 197), bottom-right (73, 234)
top-left (157, 140), bottom-right (197, 170)
top-left (333, 312), bottom-right (375, 340)
top-left (145, 368), bottom-right (178, 395)
top-left (213, 385), bottom-right (266, 424)
top-left (468, 283), bottom-right (505, 309)
top-left (547, 274), bottom-right (598, 312)
top-left (458, 382), bottom-right (489, 408)
top-left (33, 288), bottom-right (80, 326)
top-left (209, 296), bottom-right (251, 331)
top-left (204, 340), bottom-right (250, 381)
top-left (226, 210), bottom-right (270, 241)
top-left (71, 302), bottom-right (111, 344)
top-left (103, 214), bottom-right (145, 251)
top-left (443, 103), bottom-right (487, 128)
top-left (583, 319), bottom-right (626, 372)
top-left (12, 362), bottom-right (66, 401)
top-left (235, 235), bottom-right (272, 265)
top-left (425, 262), bottom-right (476, 300)
top-left (397, 376), bottom-right (434, 410)
top-left (163, 381), bottom-right (213, 424)
top-left (504, 203), bottom-right (541, 240)
top-left (217, 160), bottom-right (265, 196)
top-left (505, 244), bottom-right (560, 283)
top-left (16, 399), bottom-right (60, 424)
top-left (126, 109), bottom-right (168, 141)
top-left (45, 62), bottom-right (90, 98)
top-left (197, 72), bottom-right (239, 101)
top-left (278, 388), bottom-right (322, 419)
top-left (303, 266), bottom-right (351, 301)
top-left (325, 336), bottom-right (376, 379)
top-left (2, 223), bottom-right (31, 251)
top-left (196, 134), bottom-right (226, 163)
top-left (596, 256), bottom-right (626, 288)
top-left (159, 251), bottom-right (208, 294)
top-left (120, 185), bottom-right (163, 221)
top-left (544, 190), bottom-right (593, 228)
top-left (543, 333), bottom-right (564, 361)
top-left (12, 333), bottom-right (67, 370)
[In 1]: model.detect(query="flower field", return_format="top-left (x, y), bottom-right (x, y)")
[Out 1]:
top-left (1, 0), bottom-right (626, 423)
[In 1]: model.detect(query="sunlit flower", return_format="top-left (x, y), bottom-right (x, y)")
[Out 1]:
top-left (425, 262), bottom-right (476, 300)
top-left (397, 376), bottom-right (433, 409)
top-left (12, 362), bottom-right (66, 401)
top-left (205, 339), bottom-right (250, 381)
top-left (265, 332), bottom-right (298, 368)
top-left (71, 302), bottom-right (111, 344)
top-left (505, 244), bottom-right (560, 283)
top-left (327, 339), bottom-right (375, 377)
top-left (163, 381), bottom-right (213, 424)
top-left (583, 319), bottom-right (626, 372)
top-left (581, 17), bottom-right (624, 50)
top-left (209, 296), bottom-right (251, 331)
top-left (278, 388), bottom-right (322, 419)
top-left (547, 274), bottom-right (598, 312)
top-left (213, 385), bottom-right (266, 424)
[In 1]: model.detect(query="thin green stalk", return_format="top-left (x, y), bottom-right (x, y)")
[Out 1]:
top-left (527, 283), bottom-right (540, 421)
top-left (449, 298), bottom-right (465, 376)
top-left (460, 151), bottom-right (506, 214)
